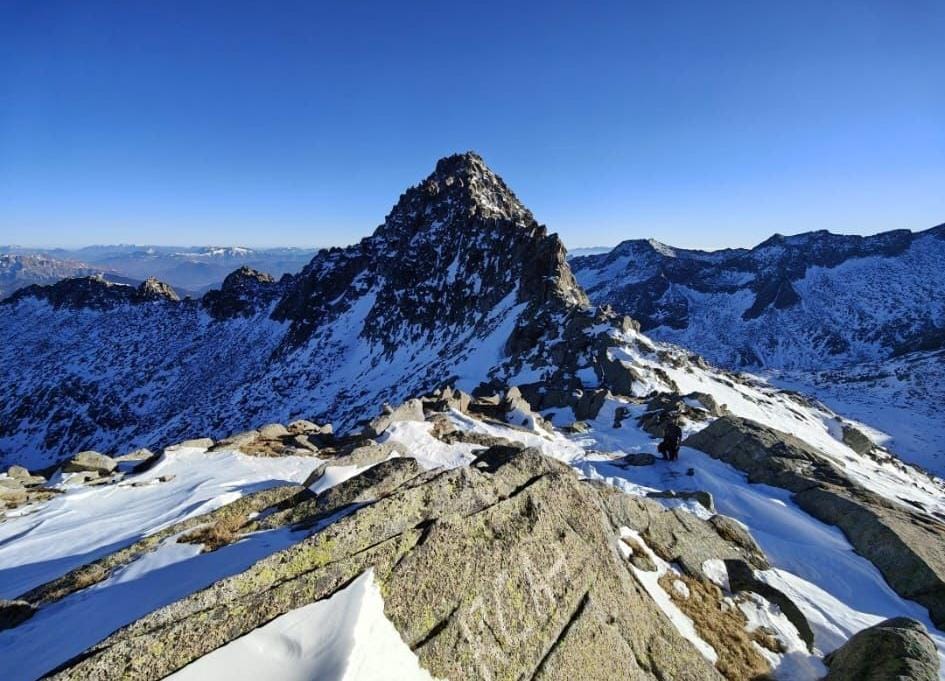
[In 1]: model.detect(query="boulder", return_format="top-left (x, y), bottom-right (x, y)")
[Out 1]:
top-left (0, 479), bottom-right (27, 507)
top-left (823, 617), bottom-right (939, 681)
top-left (62, 451), bottom-right (117, 476)
top-left (291, 434), bottom-right (320, 453)
top-left (7, 465), bottom-right (29, 480)
top-left (572, 388), bottom-right (608, 420)
top-left (599, 352), bottom-right (639, 396)
top-left (620, 453), bottom-right (657, 467)
top-left (840, 424), bottom-right (874, 455)
top-left (7, 465), bottom-right (45, 487)
top-left (287, 420), bottom-right (332, 436)
top-left (638, 393), bottom-right (710, 437)
top-left (257, 423), bottom-right (290, 439)
top-left (114, 448), bottom-right (155, 463)
top-left (424, 386), bottom-right (472, 414)
top-left (172, 438), bottom-right (214, 450)
top-left (211, 430), bottom-right (260, 451)
top-left (502, 386), bottom-right (553, 432)
top-left (366, 399), bottom-right (425, 436)
top-left (334, 441), bottom-right (407, 467)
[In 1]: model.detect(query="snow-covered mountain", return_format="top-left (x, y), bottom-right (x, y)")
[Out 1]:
top-left (571, 227), bottom-right (945, 370)
top-left (571, 227), bottom-right (945, 475)
top-left (0, 153), bottom-right (593, 468)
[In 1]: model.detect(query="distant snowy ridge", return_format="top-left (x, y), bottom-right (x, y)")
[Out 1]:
top-left (571, 223), bottom-right (945, 474)
top-left (571, 224), bottom-right (945, 370)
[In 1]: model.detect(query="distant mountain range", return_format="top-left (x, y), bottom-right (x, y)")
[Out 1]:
top-left (0, 253), bottom-right (139, 300)
top-left (571, 224), bottom-right (945, 472)
top-left (0, 245), bottom-right (318, 298)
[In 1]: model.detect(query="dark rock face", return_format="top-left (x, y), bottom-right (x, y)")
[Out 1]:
top-left (823, 617), bottom-right (939, 681)
top-left (571, 224), bottom-right (945, 370)
top-left (200, 266), bottom-right (282, 319)
top-left (0, 599), bottom-right (36, 631)
top-left (273, 152), bottom-right (587, 351)
top-left (686, 416), bottom-right (945, 627)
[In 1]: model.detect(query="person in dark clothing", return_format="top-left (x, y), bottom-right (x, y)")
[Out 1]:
top-left (658, 419), bottom-right (683, 461)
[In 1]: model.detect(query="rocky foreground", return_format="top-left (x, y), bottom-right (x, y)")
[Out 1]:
top-left (0, 386), bottom-right (942, 680)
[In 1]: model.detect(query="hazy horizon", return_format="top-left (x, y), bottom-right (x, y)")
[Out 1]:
top-left (4, 214), bottom-right (943, 255)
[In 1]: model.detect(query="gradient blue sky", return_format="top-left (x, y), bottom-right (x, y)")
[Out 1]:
top-left (2, 1), bottom-right (943, 250)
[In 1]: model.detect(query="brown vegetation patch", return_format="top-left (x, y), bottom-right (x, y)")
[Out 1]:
top-left (658, 572), bottom-right (773, 681)
top-left (178, 513), bottom-right (247, 552)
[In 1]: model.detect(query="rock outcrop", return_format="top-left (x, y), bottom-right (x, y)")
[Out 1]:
top-left (823, 617), bottom-right (940, 681)
top-left (686, 416), bottom-right (945, 627)
top-left (41, 447), bottom-right (790, 680)
top-left (62, 450), bottom-right (118, 476)
top-left (201, 266), bottom-right (283, 319)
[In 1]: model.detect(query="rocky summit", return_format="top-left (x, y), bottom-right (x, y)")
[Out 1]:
top-left (0, 153), bottom-right (599, 468)
top-left (1, 153), bottom-right (943, 681)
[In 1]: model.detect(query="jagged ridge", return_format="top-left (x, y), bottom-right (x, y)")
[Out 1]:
top-left (0, 153), bottom-right (609, 466)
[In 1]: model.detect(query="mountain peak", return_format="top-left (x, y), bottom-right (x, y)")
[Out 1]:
top-left (432, 150), bottom-right (488, 176)
top-left (275, 151), bottom-right (587, 355)
top-left (384, 152), bottom-right (532, 229)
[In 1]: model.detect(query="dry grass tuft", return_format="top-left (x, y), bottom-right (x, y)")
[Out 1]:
top-left (659, 572), bottom-right (773, 681)
top-left (71, 564), bottom-right (109, 591)
top-left (179, 514), bottom-right (246, 552)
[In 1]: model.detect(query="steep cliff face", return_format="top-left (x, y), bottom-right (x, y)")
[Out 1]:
top-left (0, 154), bottom-right (600, 467)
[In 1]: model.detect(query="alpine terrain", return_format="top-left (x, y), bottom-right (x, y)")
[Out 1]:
top-left (570, 229), bottom-right (945, 475)
top-left (0, 253), bottom-right (137, 300)
top-left (0, 153), bottom-right (942, 681)
top-left (1, 245), bottom-right (318, 294)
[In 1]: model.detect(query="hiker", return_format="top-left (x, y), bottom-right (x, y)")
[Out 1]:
top-left (657, 418), bottom-right (683, 461)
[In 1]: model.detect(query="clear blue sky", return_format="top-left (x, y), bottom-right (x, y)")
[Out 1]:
top-left (1, 1), bottom-right (943, 250)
